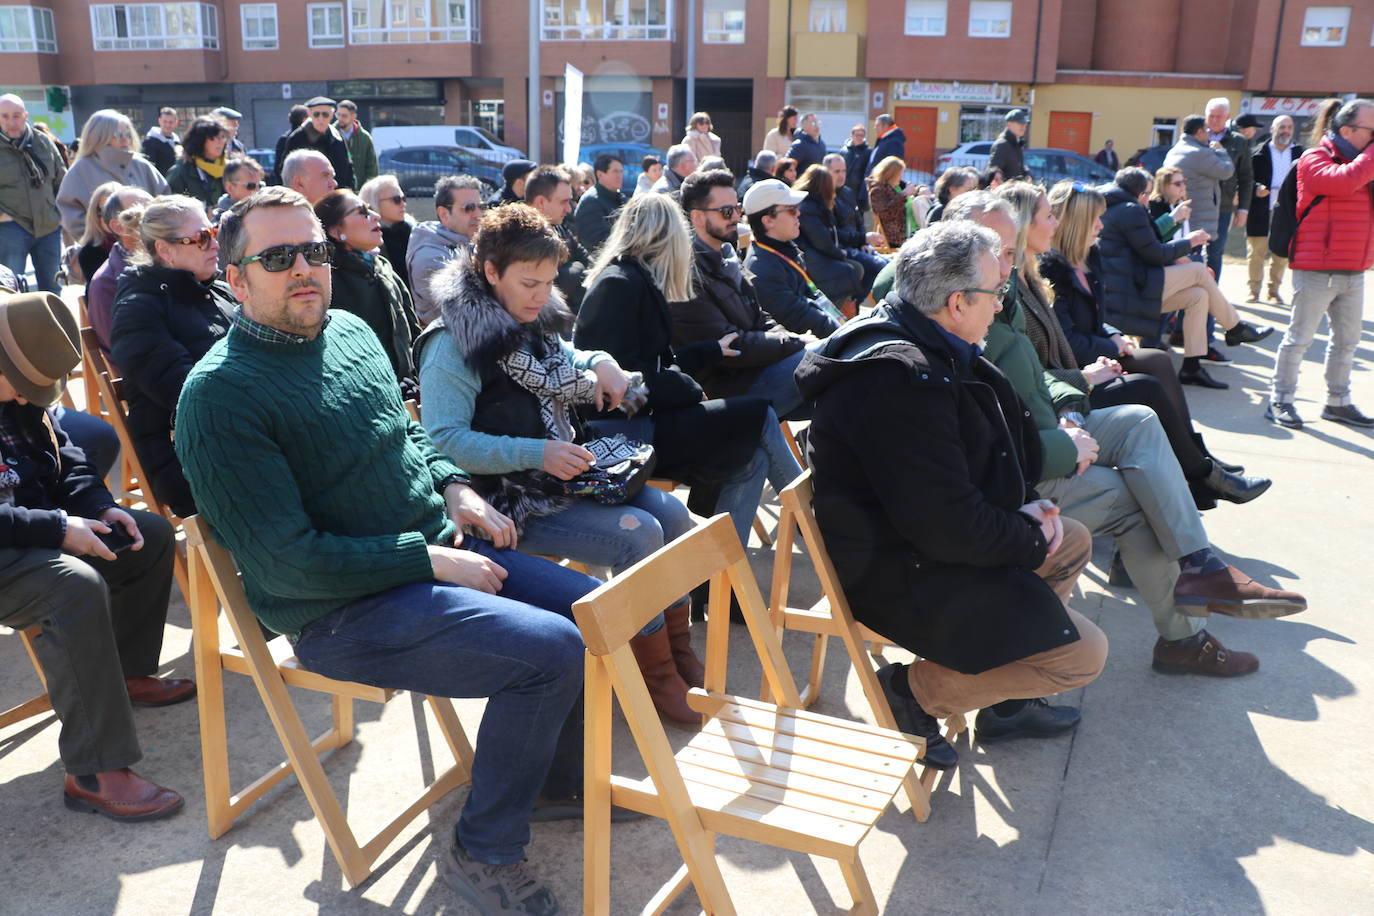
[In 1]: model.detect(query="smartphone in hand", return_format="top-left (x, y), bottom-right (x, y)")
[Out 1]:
top-left (97, 525), bottom-right (136, 554)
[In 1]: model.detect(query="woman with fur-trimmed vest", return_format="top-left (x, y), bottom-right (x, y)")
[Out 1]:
top-left (415, 204), bottom-right (705, 724)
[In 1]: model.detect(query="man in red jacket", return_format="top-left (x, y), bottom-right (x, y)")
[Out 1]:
top-left (1266, 99), bottom-right (1374, 429)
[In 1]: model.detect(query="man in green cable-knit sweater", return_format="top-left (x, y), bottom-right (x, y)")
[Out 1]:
top-left (175, 186), bottom-right (597, 915)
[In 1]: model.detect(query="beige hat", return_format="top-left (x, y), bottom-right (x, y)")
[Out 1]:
top-left (0, 291), bottom-right (81, 408)
top-left (742, 178), bottom-right (808, 216)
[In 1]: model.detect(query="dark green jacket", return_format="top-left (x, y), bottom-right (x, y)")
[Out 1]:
top-left (1217, 127), bottom-right (1255, 215)
top-left (0, 126), bottom-right (65, 238)
top-left (344, 125), bottom-right (379, 189)
top-left (166, 160), bottom-right (225, 211)
top-left (329, 245), bottom-right (420, 382)
top-left (982, 274), bottom-right (1088, 481)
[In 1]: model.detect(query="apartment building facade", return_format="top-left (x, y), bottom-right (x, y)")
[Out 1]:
top-left (1, 0), bottom-right (1371, 173)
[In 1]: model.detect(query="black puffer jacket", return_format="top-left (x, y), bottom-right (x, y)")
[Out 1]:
top-left (743, 233), bottom-right (842, 337)
top-left (833, 186), bottom-right (867, 251)
top-left (797, 197), bottom-right (862, 303)
top-left (797, 299), bottom-right (1075, 675)
top-left (1095, 184), bottom-right (1195, 338)
top-left (1038, 248), bottom-right (1120, 366)
top-left (111, 262), bottom-right (234, 516)
top-left (671, 239), bottom-right (804, 398)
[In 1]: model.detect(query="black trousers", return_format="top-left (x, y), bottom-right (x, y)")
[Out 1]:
top-left (1089, 348), bottom-right (1209, 480)
top-left (0, 510), bottom-right (175, 774)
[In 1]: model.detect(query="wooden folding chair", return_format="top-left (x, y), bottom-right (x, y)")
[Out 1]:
top-left (77, 328), bottom-right (189, 601)
top-left (648, 478), bottom-right (776, 548)
top-left (184, 516), bottom-right (475, 888)
top-left (575, 513), bottom-right (923, 915)
top-left (0, 627), bottom-right (51, 730)
top-left (769, 470), bottom-right (967, 821)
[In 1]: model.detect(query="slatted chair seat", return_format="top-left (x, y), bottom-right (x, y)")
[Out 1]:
top-left (184, 515), bottom-right (475, 889)
top-left (769, 469), bottom-right (967, 822)
top-left (576, 513), bottom-right (922, 915)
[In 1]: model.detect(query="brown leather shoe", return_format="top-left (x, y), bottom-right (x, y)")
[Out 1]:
top-left (125, 676), bottom-right (197, 707)
top-left (629, 626), bottom-right (699, 726)
top-left (1152, 631), bottom-right (1259, 677)
top-left (1269, 286), bottom-right (1286, 305)
top-left (1174, 566), bottom-right (1307, 619)
top-left (664, 598), bottom-right (705, 689)
top-left (63, 768), bottom-right (185, 821)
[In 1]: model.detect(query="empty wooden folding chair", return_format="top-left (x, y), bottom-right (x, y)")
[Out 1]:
top-left (0, 628), bottom-right (51, 730)
top-left (184, 515), bottom-right (475, 888)
top-left (768, 469), bottom-right (967, 822)
top-left (575, 513), bottom-right (923, 916)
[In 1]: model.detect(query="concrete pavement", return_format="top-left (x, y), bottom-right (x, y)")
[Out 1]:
top-left (3, 263), bottom-right (1372, 914)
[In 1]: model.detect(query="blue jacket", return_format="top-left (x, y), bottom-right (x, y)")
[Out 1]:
top-left (867, 127), bottom-right (906, 175)
top-left (787, 131), bottom-right (828, 174)
top-left (743, 234), bottom-right (842, 337)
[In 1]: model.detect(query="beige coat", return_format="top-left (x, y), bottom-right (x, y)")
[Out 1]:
top-left (684, 129), bottom-right (722, 163)
top-left (56, 146), bottom-right (169, 238)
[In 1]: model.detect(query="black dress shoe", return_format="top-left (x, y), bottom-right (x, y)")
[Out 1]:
top-left (974, 698), bottom-right (1081, 743)
top-left (1179, 365), bottom-right (1229, 389)
top-left (876, 663), bottom-right (958, 770)
top-left (1224, 321), bottom-right (1275, 347)
top-left (1321, 404), bottom-right (1374, 428)
top-left (1200, 462), bottom-right (1272, 504)
top-left (1203, 346), bottom-right (1232, 365)
top-left (1189, 478), bottom-right (1219, 512)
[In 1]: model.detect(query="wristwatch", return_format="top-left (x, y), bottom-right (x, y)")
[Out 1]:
top-left (1060, 411), bottom-right (1087, 427)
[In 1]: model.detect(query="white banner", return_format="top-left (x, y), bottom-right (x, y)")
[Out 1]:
top-left (562, 64), bottom-right (584, 167)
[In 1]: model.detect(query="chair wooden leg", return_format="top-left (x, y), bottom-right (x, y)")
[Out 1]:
top-left (189, 549), bottom-right (235, 839)
top-left (752, 513), bottom-right (773, 547)
top-left (583, 655), bottom-right (613, 916)
top-left (331, 695), bottom-right (354, 746)
top-left (838, 855), bottom-right (878, 916)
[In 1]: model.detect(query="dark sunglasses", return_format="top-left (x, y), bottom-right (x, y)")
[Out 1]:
top-left (236, 241), bottom-right (333, 272)
top-left (170, 226), bottom-right (218, 250)
top-left (381, 194), bottom-right (405, 205)
top-left (232, 180), bottom-right (262, 190)
top-left (348, 203), bottom-right (375, 219)
top-left (455, 201), bottom-right (483, 213)
top-left (694, 205), bottom-right (742, 218)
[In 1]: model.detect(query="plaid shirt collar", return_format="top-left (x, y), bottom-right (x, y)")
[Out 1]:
top-left (231, 306), bottom-right (328, 345)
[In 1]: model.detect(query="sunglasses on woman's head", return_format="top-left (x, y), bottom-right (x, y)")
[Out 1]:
top-left (170, 227), bottom-right (218, 250)
top-left (236, 241), bottom-right (333, 271)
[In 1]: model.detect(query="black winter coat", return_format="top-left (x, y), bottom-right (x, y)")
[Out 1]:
top-left (572, 182), bottom-right (624, 256)
top-left (382, 220), bottom-right (414, 292)
top-left (787, 131), bottom-right (827, 175)
top-left (797, 197), bottom-right (862, 303)
top-left (867, 127), bottom-right (906, 175)
top-left (840, 140), bottom-right (870, 208)
top-left (671, 240), bottom-right (804, 398)
top-left (110, 263), bottom-right (234, 516)
top-left (736, 166), bottom-right (773, 203)
top-left (1247, 142), bottom-right (1303, 239)
top-left (574, 256), bottom-right (769, 486)
top-left (555, 221), bottom-right (590, 314)
top-left (1038, 248), bottom-right (1120, 366)
top-left (281, 124), bottom-right (355, 190)
top-left (327, 245), bottom-right (420, 383)
top-left (1096, 184), bottom-right (1195, 337)
top-left (0, 403), bottom-right (116, 549)
top-left (832, 186), bottom-right (867, 250)
top-left (796, 300), bottom-right (1077, 674)
top-left (743, 234), bottom-right (842, 337)
top-left (989, 128), bottom-right (1029, 180)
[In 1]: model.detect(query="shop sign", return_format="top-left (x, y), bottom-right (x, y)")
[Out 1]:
top-left (890, 80), bottom-right (1011, 104)
top-left (1243, 97), bottom-right (1325, 117)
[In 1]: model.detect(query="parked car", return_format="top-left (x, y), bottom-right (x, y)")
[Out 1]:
top-left (372, 126), bottom-right (523, 162)
top-left (1125, 144), bottom-right (1171, 174)
top-left (378, 146), bottom-right (503, 198)
top-left (247, 148), bottom-right (276, 180)
top-left (936, 144), bottom-right (1116, 186)
top-left (935, 141), bottom-right (995, 173)
top-left (577, 143), bottom-right (665, 193)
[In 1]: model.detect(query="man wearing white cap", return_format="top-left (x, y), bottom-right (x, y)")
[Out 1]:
top-left (0, 290), bottom-right (187, 822)
top-left (742, 178), bottom-right (844, 337)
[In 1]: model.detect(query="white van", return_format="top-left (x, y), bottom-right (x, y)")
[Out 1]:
top-left (371, 125), bottom-right (523, 161)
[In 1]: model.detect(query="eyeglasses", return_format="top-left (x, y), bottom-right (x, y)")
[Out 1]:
top-left (693, 205), bottom-right (742, 218)
top-left (309, 111), bottom-right (333, 120)
top-left (348, 203), bottom-right (375, 219)
top-left (458, 202), bottom-right (483, 213)
top-left (770, 205), bottom-right (800, 217)
top-left (170, 227), bottom-right (218, 250)
top-left (232, 180), bottom-right (262, 190)
top-left (381, 194), bottom-right (405, 206)
top-left (236, 241), bottom-right (333, 272)
top-left (961, 281), bottom-right (1012, 299)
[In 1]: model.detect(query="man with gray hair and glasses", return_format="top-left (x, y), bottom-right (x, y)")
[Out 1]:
top-left (795, 220), bottom-right (1108, 769)
top-left (407, 174), bottom-right (485, 324)
top-left (651, 143), bottom-right (698, 197)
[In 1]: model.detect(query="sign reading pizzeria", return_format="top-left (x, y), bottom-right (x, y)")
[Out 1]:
top-left (891, 80), bottom-right (1013, 104)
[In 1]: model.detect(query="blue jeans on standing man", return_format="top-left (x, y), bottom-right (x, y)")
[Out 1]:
top-left (0, 221), bottom-right (62, 294)
top-left (291, 541), bottom-right (599, 865)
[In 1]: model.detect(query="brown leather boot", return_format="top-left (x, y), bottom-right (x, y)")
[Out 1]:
top-left (63, 768), bottom-right (184, 821)
top-left (664, 599), bottom-right (705, 689)
top-left (629, 626), bottom-right (698, 725)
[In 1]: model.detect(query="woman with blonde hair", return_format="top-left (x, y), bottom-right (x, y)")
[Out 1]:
top-left (1148, 164), bottom-right (1193, 241)
top-left (72, 180), bottom-right (124, 284)
top-left (358, 173), bottom-right (414, 290)
top-left (1039, 180), bottom-right (1265, 505)
top-left (57, 110), bottom-right (168, 237)
top-left (683, 111), bottom-right (722, 163)
top-left (575, 193), bottom-right (802, 554)
top-left (866, 155), bottom-right (918, 248)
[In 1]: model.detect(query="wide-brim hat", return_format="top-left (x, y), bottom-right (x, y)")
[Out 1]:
top-left (0, 291), bottom-right (81, 408)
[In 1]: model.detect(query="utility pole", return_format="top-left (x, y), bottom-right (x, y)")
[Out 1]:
top-left (686, 0), bottom-right (696, 120)
top-left (528, 0), bottom-right (541, 161)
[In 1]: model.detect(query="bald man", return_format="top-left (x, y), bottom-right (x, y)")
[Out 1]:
top-left (1246, 115), bottom-right (1302, 304)
top-left (0, 94), bottom-right (67, 293)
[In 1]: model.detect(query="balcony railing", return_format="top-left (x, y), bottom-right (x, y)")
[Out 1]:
top-left (349, 24), bottom-right (476, 43)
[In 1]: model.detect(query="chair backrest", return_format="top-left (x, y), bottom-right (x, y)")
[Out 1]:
top-left (184, 515), bottom-right (259, 643)
top-left (775, 469), bottom-right (859, 627)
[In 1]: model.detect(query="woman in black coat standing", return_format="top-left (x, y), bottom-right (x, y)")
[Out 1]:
top-left (111, 195), bottom-right (235, 517)
top-left (793, 165), bottom-right (865, 308)
top-left (575, 194), bottom-right (802, 549)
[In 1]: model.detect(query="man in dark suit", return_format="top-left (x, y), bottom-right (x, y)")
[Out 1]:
top-left (1245, 115), bottom-right (1301, 304)
top-left (1094, 140), bottom-right (1120, 171)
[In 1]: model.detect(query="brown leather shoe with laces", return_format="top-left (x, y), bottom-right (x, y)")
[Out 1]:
top-left (1152, 631), bottom-right (1259, 677)
top-left (125, 675), bottom-right (197, 707)
top-left (63, 768), bottom-right (184, 821)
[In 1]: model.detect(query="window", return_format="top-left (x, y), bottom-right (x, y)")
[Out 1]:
top-left (0, 6), bottom-right (57, 53)
top-left (903, 0), bottom-right (945, 36)
top-left (91, 3), bottom-right (219, 50)
top-left (308, 3), bottom-right (344, 46)
top-left (968, 0), bottom-right (1010, 37)
top-left (808, 0), bottom-right (846, 32)
top-left (1301, 6), bottom-right (1349, 46)
top-left (703, 0), bottom-right (744, 43)
top-left (542, 0), bottom-right (671, 40)
top-left (241, 3), bottom-right (277, 49)
top-left (349, 0), bottom-right (475, 42)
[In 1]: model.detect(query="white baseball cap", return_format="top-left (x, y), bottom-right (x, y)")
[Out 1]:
top-left (742, 179), bottom-right (808, 216)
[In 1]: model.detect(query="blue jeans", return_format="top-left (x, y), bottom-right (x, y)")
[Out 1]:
top-left (746, 349), bottom-right (809, 420)
top-left (714, 408), bottom-right (802, 548)
top-left (1204, 218), bottom-right (1232, 342)
top-left (54, 407), bottom-right (120, 480)
top-left (292, 541), bottom-right (598, 865)
top-left (518, 485), bottom-right (692, 633)
top-left (0, 221), bottom-right (61, 294)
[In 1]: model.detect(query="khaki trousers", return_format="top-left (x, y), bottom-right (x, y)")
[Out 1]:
top-left (908, 518), bottom-right (1109, 718)
top-left (1246, 236), bottom-right (1287, 296)
top-left (1161, 260), bottom-right (1240, 356)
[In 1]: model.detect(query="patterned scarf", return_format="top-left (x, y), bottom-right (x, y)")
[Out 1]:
top-left (497, 331), bottom-right (598, 442)
top-left (0, 126), bottom-right (47, 188)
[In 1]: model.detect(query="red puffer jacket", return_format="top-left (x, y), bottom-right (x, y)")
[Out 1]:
top-left (1291, 136), bottom-right (1374, 272)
